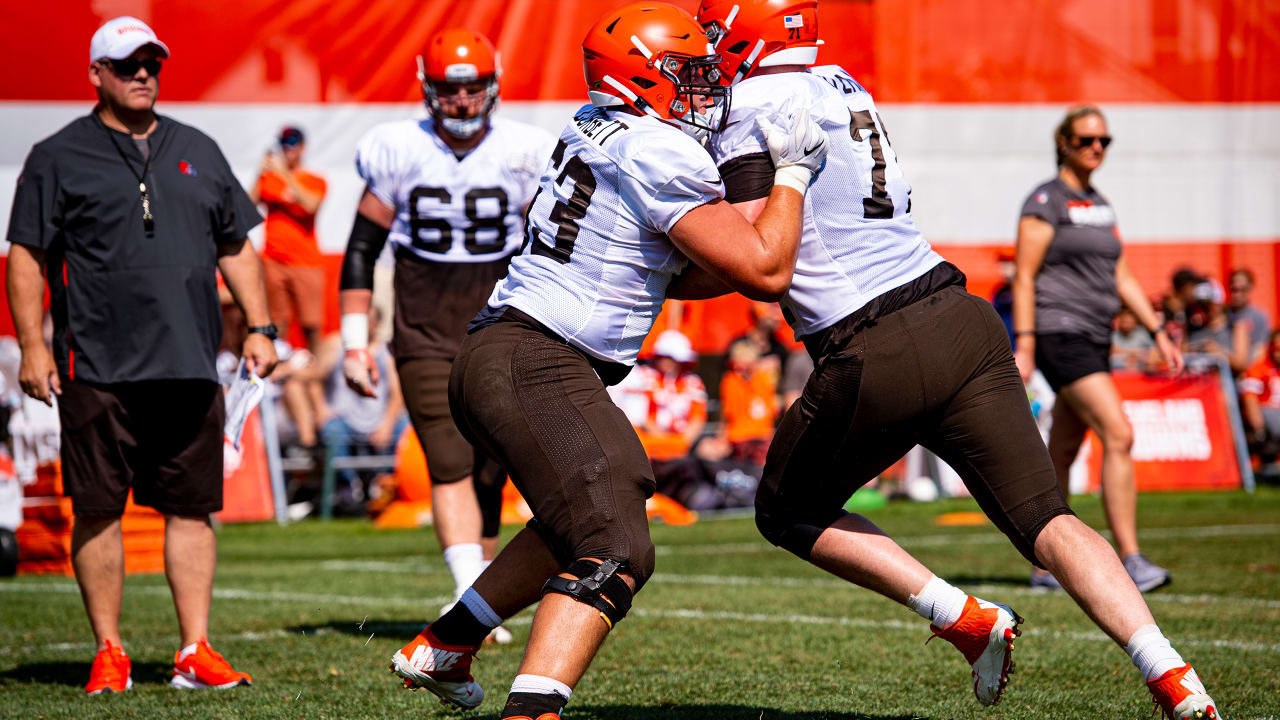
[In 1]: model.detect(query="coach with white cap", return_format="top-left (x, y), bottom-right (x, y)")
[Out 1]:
top-left (5, 16), bottom-right (276, 694)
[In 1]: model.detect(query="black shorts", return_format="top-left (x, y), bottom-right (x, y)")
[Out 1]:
top-left (58, 380), bottom-right (224, 518)
top-left (757, 285), bottom-right (1072, 567)
top-left (1034, 332), bottom-right (1111, 392)
top-left (448, 309), bottom-right (657, 585)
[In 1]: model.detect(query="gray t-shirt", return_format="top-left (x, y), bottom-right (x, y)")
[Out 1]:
top-left (1021, 178), bottom-right (1121, 345)
top-left (1227, 304), bottom-right (1270, 352)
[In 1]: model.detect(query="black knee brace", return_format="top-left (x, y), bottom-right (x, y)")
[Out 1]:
top-left (542, 559), bottom-right (634, 629)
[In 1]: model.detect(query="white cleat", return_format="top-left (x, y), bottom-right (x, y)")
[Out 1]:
top-left (1148, 664), bottom-right (1222, 719)
top-left (390, 628), bottom-right (483, 710)
top-left (929, 596), bottom-right (1023, 706)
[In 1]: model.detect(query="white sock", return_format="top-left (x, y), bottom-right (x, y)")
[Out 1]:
top-left (178, 642), bottom-right (199, 662)
top-left (458, 587), bottom-right (501, 629)
top-left (443, 543), bottom-right (485, 601)
top-left (510, 673), bottom-right (573, 702)
top-left (1126, 624), bottom-right (1186, 682)
top-left (908, 575), bottom-right (969, 629)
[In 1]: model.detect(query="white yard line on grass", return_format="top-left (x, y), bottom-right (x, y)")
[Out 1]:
top-left (0, 582), bottom-right (449, 609)
top-left (3, 595), bottom-right (1275, 656)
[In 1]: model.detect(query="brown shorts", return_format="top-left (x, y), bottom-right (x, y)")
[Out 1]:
top-left (263, 259), bottom-right (325, 332)
top-left (58, 380), bottom-right (225, 517)
top-left (756, 285), bottom-right (1072, 568)
top-left (448, 312), bottom-right (657, 586)
top-left (398, 356), bottom-right (502, 488)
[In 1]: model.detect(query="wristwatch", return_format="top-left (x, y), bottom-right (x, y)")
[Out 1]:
top-left (247, 324), bottom-right (279, 340)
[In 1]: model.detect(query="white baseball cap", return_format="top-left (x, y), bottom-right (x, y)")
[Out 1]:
top-left (652, 330), bottom-right (695, 364)
top-left (89, 16), bottom-right (170, 63)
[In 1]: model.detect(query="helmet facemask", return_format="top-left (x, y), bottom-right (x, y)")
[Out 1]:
top-left (418, 55), bottom-right (500, 140)
top-left (660, 52), bottom-right (731, 140)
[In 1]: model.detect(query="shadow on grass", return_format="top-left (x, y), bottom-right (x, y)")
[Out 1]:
top-left (561, 704), bottom-right (936, 720)
top-left (0, 660), bottom-right (172, 687)
top-left (288, 619), bottom-right (426, 641)
top-left (942, 574), bottom-right (1033, 588)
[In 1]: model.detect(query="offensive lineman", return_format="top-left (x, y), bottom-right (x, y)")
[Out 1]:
top-left (338, 29), bottom-right (554, 642)
top-left (387, 4), bottom-right (829, 718)
top-left (694, 1), bottom-right (1220, 718)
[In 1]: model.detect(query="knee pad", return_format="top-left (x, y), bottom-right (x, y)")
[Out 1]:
top-left (542, 559), bottom-right (635, 629)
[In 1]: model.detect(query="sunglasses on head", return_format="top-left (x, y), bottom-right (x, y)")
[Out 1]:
top-left (1072, 134), bottom-right (1112, 149)
top-left (103, 58), bottom-right (162, 78)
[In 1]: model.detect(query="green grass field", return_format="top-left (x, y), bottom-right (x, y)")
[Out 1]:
top-left (2, 489), bottom-right (1278, 719)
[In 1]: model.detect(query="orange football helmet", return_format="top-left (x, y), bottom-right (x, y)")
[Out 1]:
top-left (417, 28), bottom-right (501, 139)
top-left (582, 2), bottom-right (730, 139)
top-left (696, 0), bottom-right (820, 84)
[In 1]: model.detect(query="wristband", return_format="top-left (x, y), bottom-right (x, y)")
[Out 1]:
top-left (1015, 330), bottom-right (1036, 337)
top-left (773, 165), bottom-right (813, 195)
top-left (341, 313), bottom-right (369, 351)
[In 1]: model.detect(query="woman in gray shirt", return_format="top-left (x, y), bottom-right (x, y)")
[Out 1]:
top-left (1012, 105), bottom-right (1183, 593)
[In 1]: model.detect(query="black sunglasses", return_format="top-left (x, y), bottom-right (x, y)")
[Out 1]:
top-left (1072, 134), bottom-right (1112, 149)
top-left (103, 58), bottom-right (163, 78)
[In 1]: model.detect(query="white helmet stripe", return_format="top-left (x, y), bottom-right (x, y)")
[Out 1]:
top-left (630, 35), bottom-right (654, 60)
top-left (724, 4), bottom-right (739, 29)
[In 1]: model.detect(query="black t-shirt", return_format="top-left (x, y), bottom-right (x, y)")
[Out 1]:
top-left (6, 112), bottom-right (262, 384)
top-left (1020, 177), bottom-right (1122, 345)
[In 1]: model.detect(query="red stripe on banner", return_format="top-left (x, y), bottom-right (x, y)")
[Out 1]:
top-left (2, 1), bottom-right (1272, 103)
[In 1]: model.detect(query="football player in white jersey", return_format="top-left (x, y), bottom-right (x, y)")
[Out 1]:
top-left (694, 1), bottom-right (1220, 718)
top-left (385, 3), bottom-right (828, 718)
top-left (337, 29), bottom-right (555, 643)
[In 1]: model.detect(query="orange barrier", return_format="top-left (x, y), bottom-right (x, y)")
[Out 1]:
top-left (16, 462), bottom-right (165, 576)
top-left (1079, 371), bottom-right (1246, 492)
top-left (218, 409), bottom-right (275, 524)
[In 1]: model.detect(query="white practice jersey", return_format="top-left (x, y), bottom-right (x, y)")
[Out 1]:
top-left (486, 105), bottom-right (723, 366)
top-left (708, 65), bottom-right (943, 338)
top-left (355, 117), bottom-right (555, 263)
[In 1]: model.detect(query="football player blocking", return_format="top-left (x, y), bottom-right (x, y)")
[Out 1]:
top-left (339, 29), bottom-right (557, 644)
top-left (387, 5), bottom-right (1219, 720)
top-left (389, 3), bottom-right (824, 719)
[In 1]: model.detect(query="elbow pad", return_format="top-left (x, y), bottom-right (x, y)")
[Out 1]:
top-left (339, 214), bottom-right (391, 291)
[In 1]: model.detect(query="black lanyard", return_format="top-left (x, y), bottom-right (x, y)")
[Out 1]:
top-left (102, 118), bottom-right (161, 236)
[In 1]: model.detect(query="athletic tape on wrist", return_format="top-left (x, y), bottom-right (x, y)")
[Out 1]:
top-left (341, 313), bottom-right (369, 351)
top-left (773, 165), bottom-right (813, 195)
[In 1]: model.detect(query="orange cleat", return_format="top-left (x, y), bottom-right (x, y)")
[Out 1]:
top-left (85, 639), bottom-right (132, 695)
top-left (390, 627), bottom-right (483, 709)
top-left (170, 637), bottom-right (252, 690)
top-left (1148, 664), bottom-right (1220, 719)
top-left (928, 596), bottom-right (1023, 706)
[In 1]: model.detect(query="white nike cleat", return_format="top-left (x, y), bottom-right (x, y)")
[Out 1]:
top-left (928, 596), bottom-right (1023, 706)
top-left (1148, 664), bottom-right (1221, 719)
top-left (486, 625), bottom-right (513, 645)
top-left (390, 628), bottom-right (483, 709)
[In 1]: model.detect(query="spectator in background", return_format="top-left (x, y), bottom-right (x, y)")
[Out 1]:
top-left (632, 330), bottom-right (708, 463)
top-left (729, 301), bottom-right (788, 377)
top-left (314, 306), bottom-right (406, 514)
top-left (252, 126), bottom-right (328, 458)
top-left (252, 126), bottom-right (327, 350)
top-left (720, 339), bottom-right (778, 466)
top-left (1111, 307), bottom-right (1159, 371)
top-left (1227, 268), bottom-right (1271, 365)
top-left (1184, 280), bottom-right (1252, 374)
top-left (1239, 330), bottom-right (1280, 461)
top-left (1013, 104), bottom-right (1182, 592)
top-left (1166, 267), bottom-right (1206, 342)
top-left (780, 347), bottom-right (813, 410)
top-left (989, 248), bottom-right (1017, 345)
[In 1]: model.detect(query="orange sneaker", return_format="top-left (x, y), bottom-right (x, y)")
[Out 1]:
top-left (85, 639), bottom-right (132, 695)
top-left (170, 638), bottom-right (252, 690)
top-left (390, 627), bottom-right (483, 709)
top-left (928, 596), bottom-right (1023, 706)
top-left (1148, 664), bottom-right (1220, 719)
